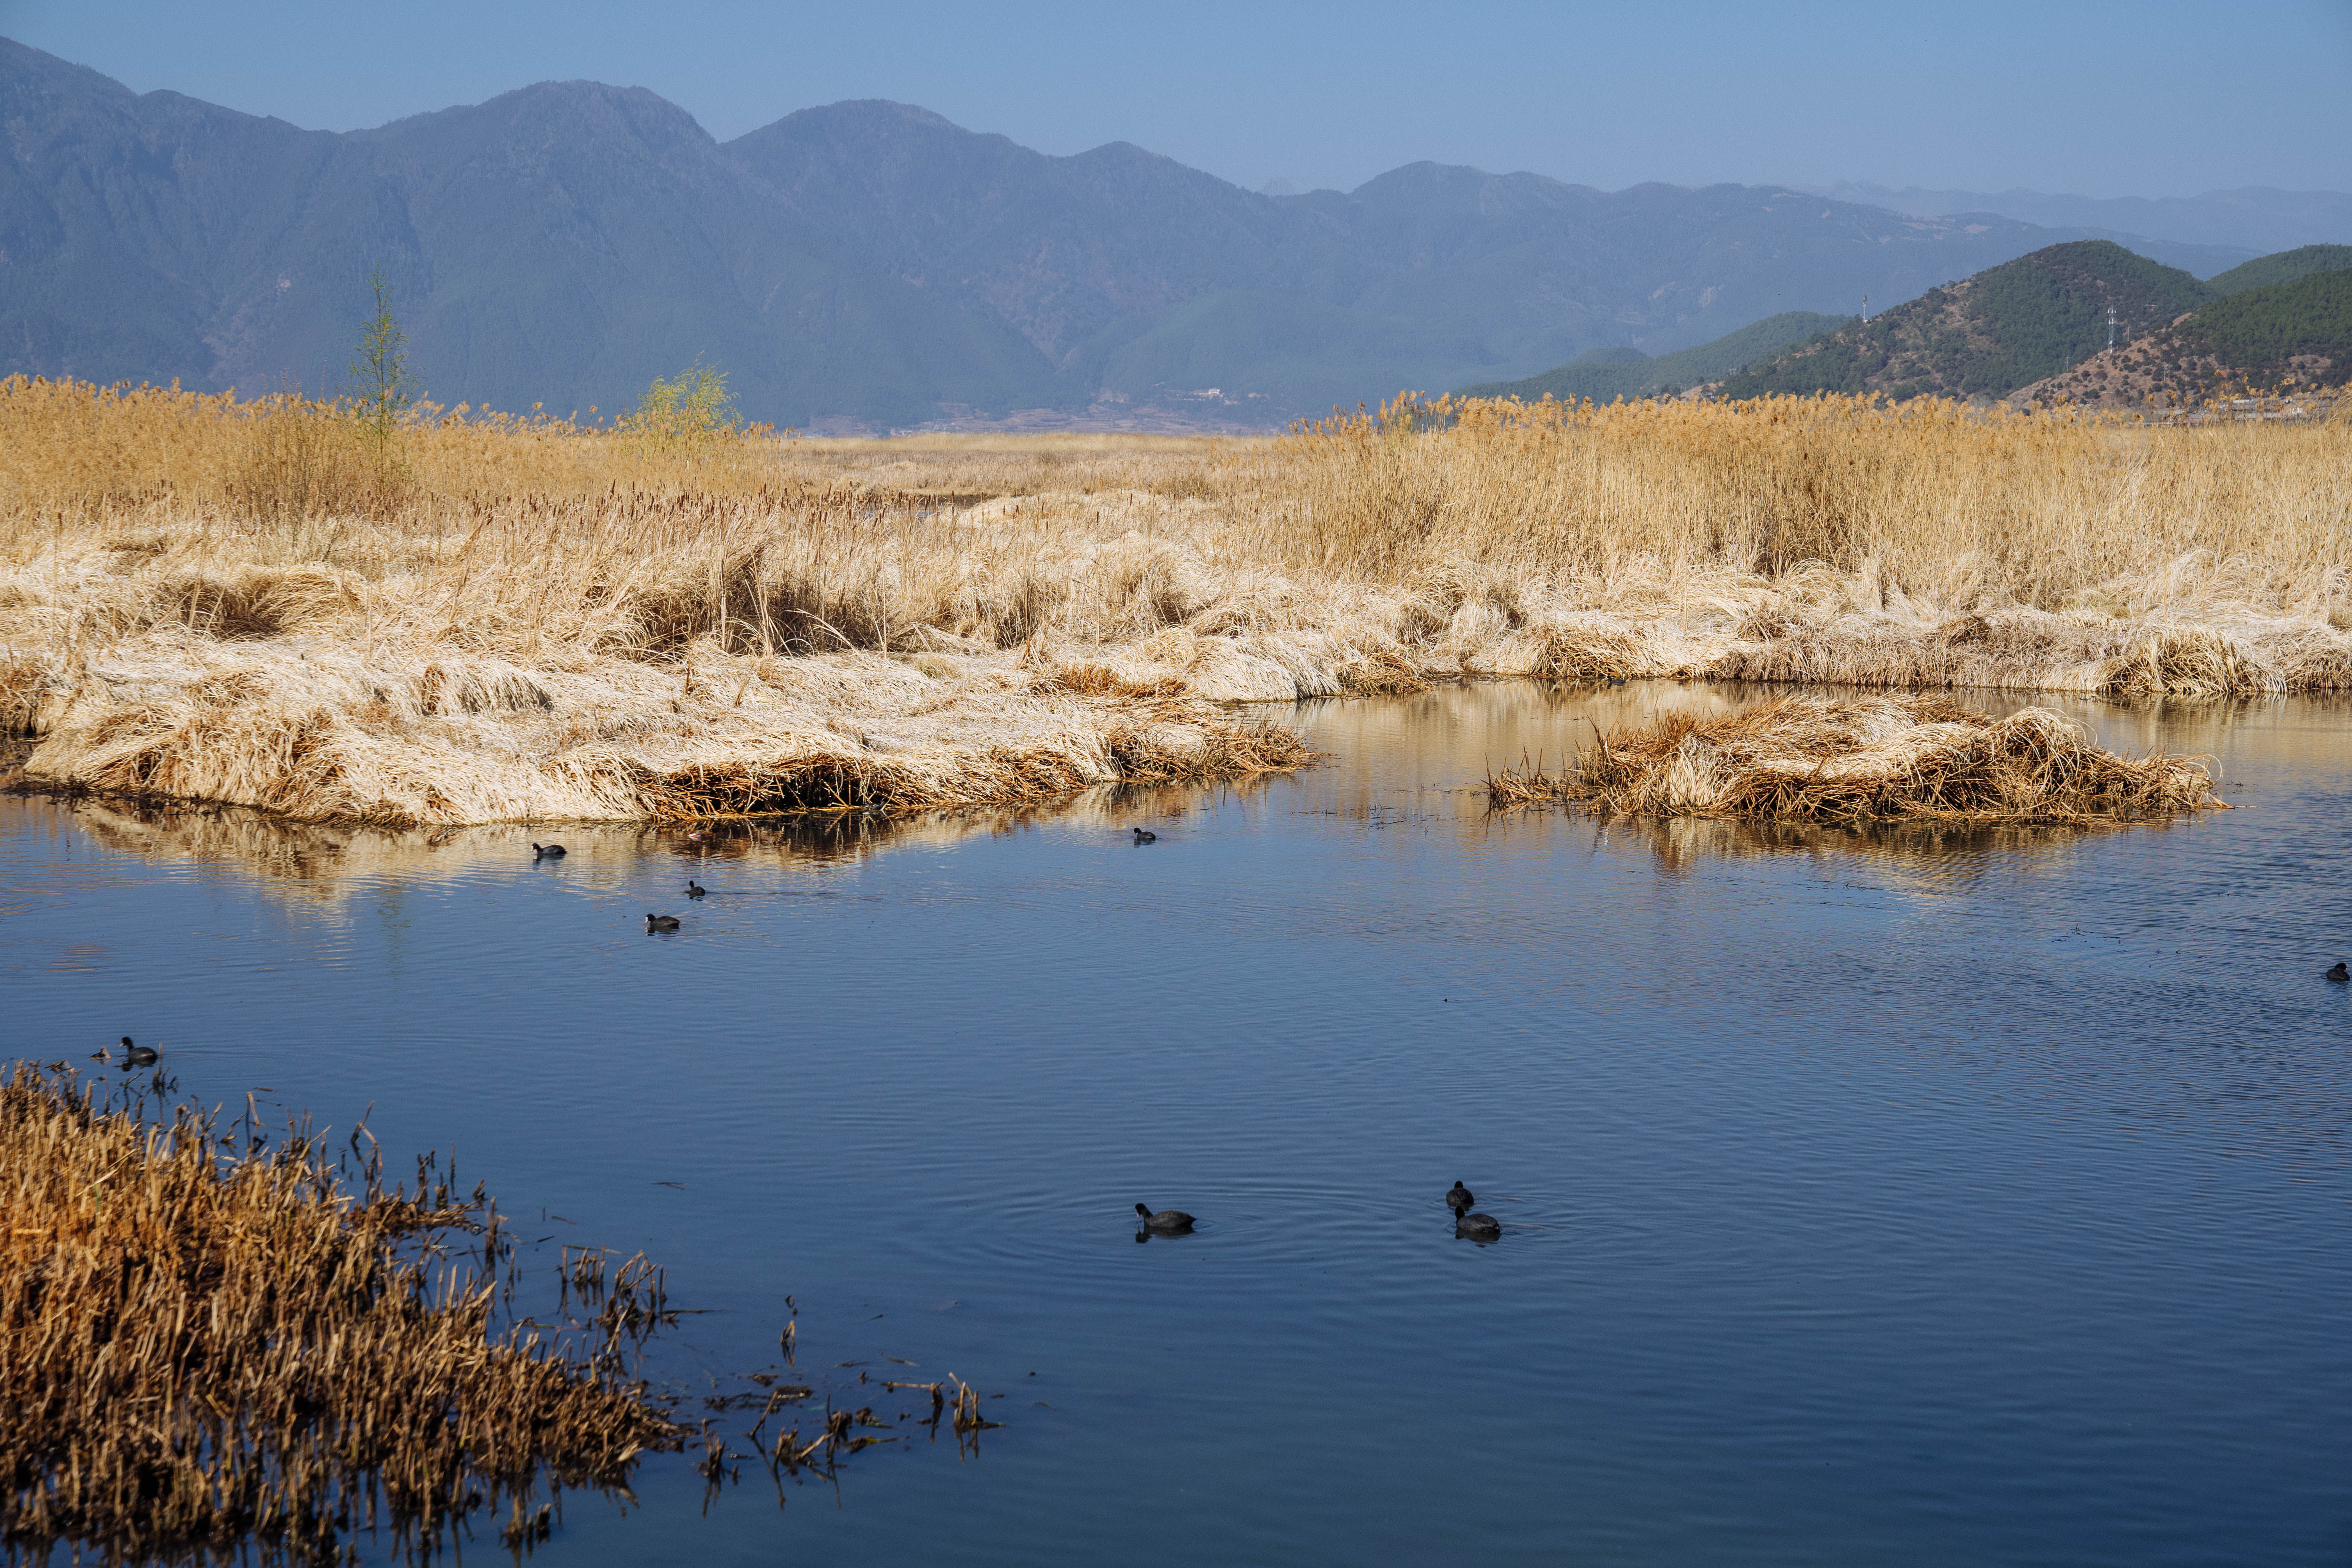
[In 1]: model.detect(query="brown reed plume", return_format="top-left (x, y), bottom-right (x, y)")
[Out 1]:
top-left (0, 1063), bottom-right (685, 1562)
top-left (1486, 694), bottom-right (2222, 823)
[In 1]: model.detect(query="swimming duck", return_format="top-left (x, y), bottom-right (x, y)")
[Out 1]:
top-left (686, 881), bottom-right (706, 899)
top-left (1132, 828), bottom-right (1157, 843)
top-left (2329, 961), bottom-right (2349, 983)
top-left (1135, 1202), bottom-right (1195, 1232)
top-left (1455, 1210), bottom-right (1502, 1241)
top-left (532, 842), bottom-right (567, 859)
top-left (646, 913), bottom-right (681, 931)
top-left (1446, 1181), bottom-right (1475, 1215)
top-left (120, 1036), bottom-right (157, 1066)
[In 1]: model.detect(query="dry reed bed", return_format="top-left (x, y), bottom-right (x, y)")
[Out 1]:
top-left (2, 378), bottom-right (2345, 822)
top-left (1488, 695), bottom-right (2222, 823)
top-left (0, 1064), bottom-right (682, 1562)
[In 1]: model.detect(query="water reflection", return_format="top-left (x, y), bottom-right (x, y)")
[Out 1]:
top-left (27, 777), bottom-right (1297, 907)
top-left (1601, 812), bottom-right (2102, 875)
top-left (26, 678), bottom-right (2300, 895)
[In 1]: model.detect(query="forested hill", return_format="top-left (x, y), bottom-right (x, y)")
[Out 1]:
top-left (2014, 267), bottom-right (2352, 407)
top-left (2203, 245), bottom-right (2352, 298)
top-left (1711, 242), bottom-right (2217, 402)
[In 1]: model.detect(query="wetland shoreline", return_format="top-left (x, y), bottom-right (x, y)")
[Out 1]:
top-left (4, 380), bottom-right (2343, 825)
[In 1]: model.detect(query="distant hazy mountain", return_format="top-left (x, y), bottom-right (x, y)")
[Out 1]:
top-left (0, 38), bottom-right (2304, 429)
top-left (0, 44), bottom-right (1053, 428)
top-left (1455, 311), bottom-right (1851, 403)
top-left (1813, 183), bottom-right (2352, 256)
top-left (1710, 240), bottom-right (2345, 403)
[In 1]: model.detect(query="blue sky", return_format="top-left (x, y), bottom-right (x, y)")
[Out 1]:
top-left (6, 0), bottom-right (2348, 196)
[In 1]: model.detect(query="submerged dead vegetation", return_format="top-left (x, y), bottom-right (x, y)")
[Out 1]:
top-left (0, 1060), bottom-right (970, 1562)
top-left (1, 377), bottom-right (2343, 822)
top-left (1488, 695), bottom-right (2222, 823)
top-left (0, 1063), bottom-right (683, 1562)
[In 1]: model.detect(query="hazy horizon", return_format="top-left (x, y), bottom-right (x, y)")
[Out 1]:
top-left (5, 0), bottom-right (2346, 200)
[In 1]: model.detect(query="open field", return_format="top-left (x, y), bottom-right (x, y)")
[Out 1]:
top-left (2, 378), bottom-right (2345, 822)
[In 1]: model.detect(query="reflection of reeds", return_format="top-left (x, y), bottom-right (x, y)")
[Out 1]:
top-left (25, 774), bottom-right (1284, 909)
top-left (4, 379), bottom-right (2346, 824)
top-left (0, 1064), bottom-right (683, 1562)
top-left (1606, 812), bottom-right (2107, 875)
top-left (1489, 694), bottom-right (2219, 823)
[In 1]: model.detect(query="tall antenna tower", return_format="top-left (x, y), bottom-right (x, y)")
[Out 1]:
top-left (2107, 305), bottom-right (2118, 350)
top-left (1861, 293), bottom-right (1869, 323)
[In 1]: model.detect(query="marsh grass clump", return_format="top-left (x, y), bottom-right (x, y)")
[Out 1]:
top-left (0, 1064), bottom-right (684, 1563)
top-left (1488, 695), bottom-right (2221, 823)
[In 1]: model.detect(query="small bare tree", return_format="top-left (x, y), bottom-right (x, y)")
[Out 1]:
top-left (348, 267), bottom-right (419, 501)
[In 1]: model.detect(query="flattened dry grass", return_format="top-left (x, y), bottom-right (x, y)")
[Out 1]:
top-left (2, 377), bottom-right (2344, 822)
top-left (1488, 695), bottom-right (2222, 823)
top-left (0, 1065), bottom-right (682, 1562)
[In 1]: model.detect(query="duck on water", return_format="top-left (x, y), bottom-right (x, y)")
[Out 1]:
top-left (1135, 1203), bottom-right (1195, 1233)
top-left (119, 1036), bottom-right (157, 1066)
top-left (532, 843), bottom-right (567, 860)
top-left (646, 913), bottom-right (681, 931)
top-left (686, 881), bottom-right (707, 899)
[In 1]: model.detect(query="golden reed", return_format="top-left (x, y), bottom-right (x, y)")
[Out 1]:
top-left (1, 379), bottom-right (2342, 822)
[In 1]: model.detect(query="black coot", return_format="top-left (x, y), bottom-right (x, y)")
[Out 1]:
top-left (532, 842), bottom-right (567, 859)
top-left (1135, 1202), bottom-right (1195, 1232)
top-left (646, 913), bottom-right (681, 931)
top-left (1446, 1181), bottom-right (1475, 1215)
top-left (1132, 828), bottom-right (1157, 843)
top-left (686, 881), bottom-right (706, 899)
top-left (2328, 961), bottom-right (2348, 983)
top-left (1456, 1210), bottom-right (1502, 1241)
top-left (120, 1036), bottom-right (157, 1065)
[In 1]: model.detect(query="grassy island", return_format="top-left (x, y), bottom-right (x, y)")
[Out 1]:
top-left (1488, 695), bottom-right (2222, 823)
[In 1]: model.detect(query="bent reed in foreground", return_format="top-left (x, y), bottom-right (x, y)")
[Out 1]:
top-left (1488, 696), bottom-right (2222, 823)
top-left (1, 379), bottom-right (2343, 822)
top-left (0, 1063), bottom-right (682, 1561)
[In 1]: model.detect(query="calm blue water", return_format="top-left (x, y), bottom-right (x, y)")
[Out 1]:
top-left (6, 684), bottom-right (2351, 1566)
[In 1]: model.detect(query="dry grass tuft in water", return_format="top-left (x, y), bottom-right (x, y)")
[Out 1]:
top-left (1487, 695), bottom-right (2223, 823)
top-left (0, 1064), bottom-right (684, 1562)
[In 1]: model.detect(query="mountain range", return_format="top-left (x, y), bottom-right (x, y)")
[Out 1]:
top-left (1810, 183), bottom-right (2352, 256)
top-left (0, 37), bottom-right (2330, 431)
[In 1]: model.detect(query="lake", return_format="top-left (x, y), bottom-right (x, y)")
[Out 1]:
top-left (5, 681), bottom-right (2350, 1566)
